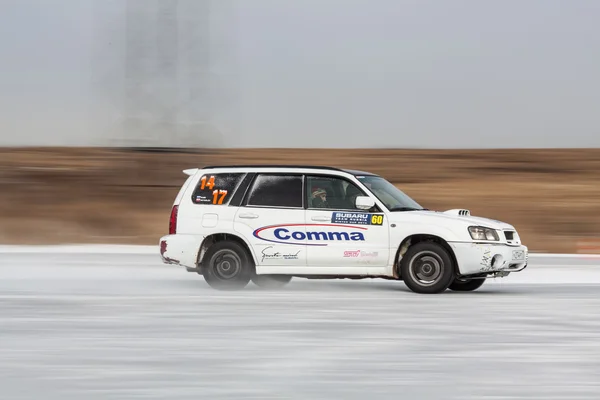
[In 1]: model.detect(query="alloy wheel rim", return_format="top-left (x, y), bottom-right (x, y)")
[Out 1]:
top-left (408, 250), bottom-right (444, 286)
top-left (213, 249), bottom-right (242, 280)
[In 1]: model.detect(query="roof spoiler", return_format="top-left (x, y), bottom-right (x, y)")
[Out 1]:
top-left (183, 168), bottom-right (199, 176)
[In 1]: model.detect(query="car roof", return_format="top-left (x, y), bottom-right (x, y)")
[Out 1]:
top-left (343, 168), bottom-right (378, 177)
top-left (198, 164), bottom-right (378, 176)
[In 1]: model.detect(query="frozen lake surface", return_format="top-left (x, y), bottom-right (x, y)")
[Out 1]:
top-left (1, 248), bottom-right (600, 399)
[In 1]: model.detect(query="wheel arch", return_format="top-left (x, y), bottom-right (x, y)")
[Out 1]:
top-left (196, 233), bottom-right (256, 274)
top-left (393, 233), bottom-right (459, 279)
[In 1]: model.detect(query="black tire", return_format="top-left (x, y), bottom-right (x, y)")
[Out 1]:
top-left (201, 241), bottom-right (254, 290)
top-left (448, 278), bottom-right (486, 292)
top-left (251, 274), bottom-right (292, 289)
top-left (400, 241), bottom-right (455, 294)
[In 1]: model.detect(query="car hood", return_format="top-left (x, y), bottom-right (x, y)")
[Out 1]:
top-left (389, 209), bottom-right (516, 231)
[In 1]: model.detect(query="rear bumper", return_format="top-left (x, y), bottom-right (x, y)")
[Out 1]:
top-left (159, 234), bottom-right (204, 270)
top-left (449, 241), bottom-right (528, 276)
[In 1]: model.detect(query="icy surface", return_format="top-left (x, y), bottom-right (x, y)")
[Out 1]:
top-left (1, 251), bottom-right (600, 399)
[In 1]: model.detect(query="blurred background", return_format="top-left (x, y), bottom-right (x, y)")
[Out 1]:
top-left (1, 0), bottom-right (599, 252)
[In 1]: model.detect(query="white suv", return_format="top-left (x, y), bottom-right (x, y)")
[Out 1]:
top-left (159, 165), bottom-right (528, 294)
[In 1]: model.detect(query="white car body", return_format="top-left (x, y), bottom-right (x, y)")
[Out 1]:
top-left (159, 165), bottom-right (528, 293)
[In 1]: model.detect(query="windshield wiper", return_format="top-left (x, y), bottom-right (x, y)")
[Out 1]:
top-left (389, 207), bottom-right (428, 212)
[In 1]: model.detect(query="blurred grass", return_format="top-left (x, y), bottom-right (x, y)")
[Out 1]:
top-left (1, 147), bottom-right (599, 253)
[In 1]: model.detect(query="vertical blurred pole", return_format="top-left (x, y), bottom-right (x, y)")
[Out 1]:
top-left (123, 0), bottom-right (155, 147)
top-left (88, 0), bottom-right (239, 149)
top-left (208, 0), bottom-right (239, 149)
top-left (122, 0), bottom-right (221, 149)
top-left (178, 0), bottom-right (237, 149)
top-left (155, 0), bottom-right (179, 148)
top-left (90, 0), bottom-right (127, 147)
top-left (177, 0), bottom-right (212, 149)
top-left (123, 0), bottom-right (181, 148)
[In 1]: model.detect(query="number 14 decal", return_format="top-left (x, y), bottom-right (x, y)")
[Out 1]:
top-left (212, 189), bottom-right (228, 204)
top-left (200, 175), bottom-right (215, 190)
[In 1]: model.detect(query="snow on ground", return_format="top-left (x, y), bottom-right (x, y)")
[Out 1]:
top-left (1, 248), bottom-right (600, 399)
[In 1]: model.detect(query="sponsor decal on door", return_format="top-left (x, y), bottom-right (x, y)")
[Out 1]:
top-left (331, 212), bottom-right (384, 226)
top-left (343, 250), bottom-right (379, 258)
top-left (253, 223), bottom-right (368, 246)
top-left (260, 246), bottom-right (301, 262)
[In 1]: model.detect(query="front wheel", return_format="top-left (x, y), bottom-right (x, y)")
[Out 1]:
top-left (448, 278), bottom-right (486, 292)
top-left (251, 274), bottom-right (292, 289)
top-left (202, 241), bottom-right (253, 291)
top-left (400, 242), bottom-right (455, 294)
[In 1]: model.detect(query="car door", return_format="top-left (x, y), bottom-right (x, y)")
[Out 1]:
top-left (304, 174), bottom-right (390, 270)
top-left (233, 173), bottom-right (307, 272)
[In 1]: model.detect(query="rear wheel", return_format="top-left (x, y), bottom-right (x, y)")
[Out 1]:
top-left (400, 241), bottom-right (455, 294)
top-left (251, 274), bottom-right (292, 289)
top-left (202, 241), bottom-right (253, 290)
top-left (448, 278), bottom-right (486, 292)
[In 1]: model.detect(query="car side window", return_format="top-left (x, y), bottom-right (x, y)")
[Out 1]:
top-left (246, 174), bottom-right (303, 208)
top-left (192, 173), bottom-right (246, 205)
top-left (306, 175), bottom-right (367, 210)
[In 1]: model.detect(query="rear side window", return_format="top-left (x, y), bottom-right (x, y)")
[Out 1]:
top-left (192, 173), bottom-right (245, 205)
top-left (246, 174), bottom-right (303, 208)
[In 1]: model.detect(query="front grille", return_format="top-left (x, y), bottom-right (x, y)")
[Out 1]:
top-left (504, 231), bottom-right (515, 241)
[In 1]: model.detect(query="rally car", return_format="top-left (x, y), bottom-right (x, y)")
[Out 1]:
top-left (159, 165), bottom-right (528, 294)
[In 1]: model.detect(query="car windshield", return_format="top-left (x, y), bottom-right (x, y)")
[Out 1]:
top-left (356, 175), bottom-right (425, 211)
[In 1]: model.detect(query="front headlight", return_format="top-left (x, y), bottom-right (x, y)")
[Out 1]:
top-left (468, 226), bottom-right (499, 241)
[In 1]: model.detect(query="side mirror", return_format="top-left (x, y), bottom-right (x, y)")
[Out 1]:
top-left (355, 195), bottom-right (375, 210)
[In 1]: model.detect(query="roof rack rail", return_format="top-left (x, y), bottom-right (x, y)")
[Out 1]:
top-left (200, 164), bottom-right (345, 171)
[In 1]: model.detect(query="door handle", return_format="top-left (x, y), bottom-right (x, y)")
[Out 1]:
top-left (311, 216), bottom-right (330, 222)
top-left (239, 213), bottom-right (259, 219)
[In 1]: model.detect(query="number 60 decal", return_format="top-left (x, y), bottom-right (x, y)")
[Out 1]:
top-left (370, 214), bottom-right (384, 225)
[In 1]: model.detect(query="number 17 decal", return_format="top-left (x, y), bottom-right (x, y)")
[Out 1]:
top-left (212, 189), bottom-right (228, 204)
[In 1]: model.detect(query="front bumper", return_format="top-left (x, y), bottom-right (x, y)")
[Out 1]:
top-left (449, 241), bottom-right (528, 277)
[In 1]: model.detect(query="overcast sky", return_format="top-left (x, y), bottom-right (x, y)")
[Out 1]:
top-left (1, 0), bottom-right (599, 148)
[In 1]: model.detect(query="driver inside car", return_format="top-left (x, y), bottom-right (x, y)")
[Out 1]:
top-left (311, 187), bottom-right (329, 208)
